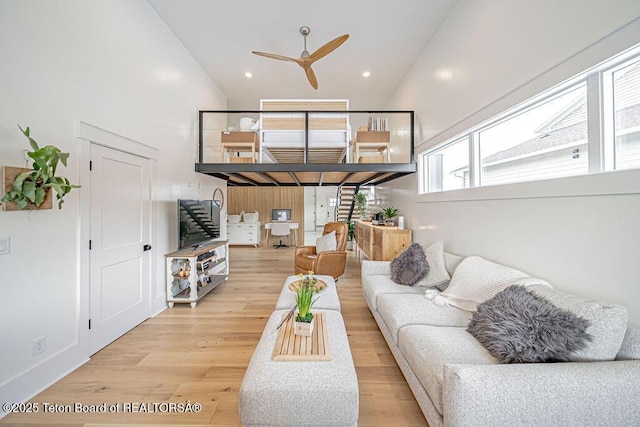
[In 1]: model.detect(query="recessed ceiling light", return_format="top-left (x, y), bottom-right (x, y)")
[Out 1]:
top-left (244, 72), bottom-right (253, 78)
top-left (435, 68), bottom-right (453, 81)
top-left (362, 71), bottom-right (371, 78)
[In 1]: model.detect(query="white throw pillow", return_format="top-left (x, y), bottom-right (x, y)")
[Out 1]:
top-left (316, 231), bottom-right (337, 253)
top-left (424, 256), bottom-right (552, 311)
top-left (414, 241), bottom-right (450, 289)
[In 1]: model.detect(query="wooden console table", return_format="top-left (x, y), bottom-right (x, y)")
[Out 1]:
top-left (355, 221), bottom-right (411, 261)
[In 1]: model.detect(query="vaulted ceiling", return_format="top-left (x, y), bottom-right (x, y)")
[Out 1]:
top-left (148, 0), bottom-right (457, 110)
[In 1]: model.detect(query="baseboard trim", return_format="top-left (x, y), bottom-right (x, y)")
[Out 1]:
top-left (0, 343), bottom-right (88, 419)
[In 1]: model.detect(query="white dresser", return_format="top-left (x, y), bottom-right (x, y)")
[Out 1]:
top-left (227, 222), bottom-right (261, 247)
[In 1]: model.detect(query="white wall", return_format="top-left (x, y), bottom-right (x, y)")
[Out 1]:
top-left (0, 0), bottom-right (228, 406)
top-left (384, 1), bottom-right (640, 326)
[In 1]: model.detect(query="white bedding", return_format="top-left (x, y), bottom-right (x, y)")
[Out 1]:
top-left (261, 130), bottom-right (348, 147)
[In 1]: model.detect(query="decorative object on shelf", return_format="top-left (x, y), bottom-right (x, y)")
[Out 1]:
top-left (176, 260), bottom-right (192, 277)
top-left (1, 125), bottom-right (79, 211)
top-left (212, 187), bottom-right (224, 209)
top-left (294, 272), bottom-right (320, 336)
top-left (239, 117), bottom-right (256, 131)
top-left (381, 206), bottom-right (398, 226)
top-left (354, 192), bottom-right (368, 220)
top-left (228, 213), bottom-right (241, 223)
top-left (242, 210), bottom-right (259, 223)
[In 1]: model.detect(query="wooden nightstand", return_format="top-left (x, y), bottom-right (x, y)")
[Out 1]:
top-left (353, 131), bottom-right (391, 163)
top-left (221, 131), bottom-right (259, 163)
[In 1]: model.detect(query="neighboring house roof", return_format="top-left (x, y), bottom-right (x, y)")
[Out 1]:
top-left (481, 122), bottom-right (587, 165)
top-left (485, 61), bottom-right (640, 164)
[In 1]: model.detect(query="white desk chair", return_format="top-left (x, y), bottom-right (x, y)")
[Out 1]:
top-left (271, 222), bottom-right (291, 249)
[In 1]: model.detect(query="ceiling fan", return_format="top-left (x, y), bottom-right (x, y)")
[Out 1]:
top-left (252, 26), bottom-right (349, 90)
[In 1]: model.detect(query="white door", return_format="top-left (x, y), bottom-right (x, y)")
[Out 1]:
top-left (304, 187), bottom-right (316, 232)
top-left (316, 194), bottom-right (332, 228)
top-left (89, 144), bottom-right (152, 355)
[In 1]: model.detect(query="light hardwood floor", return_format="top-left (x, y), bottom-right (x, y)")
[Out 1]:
top-left (2, 247), bottom-right (427, 426)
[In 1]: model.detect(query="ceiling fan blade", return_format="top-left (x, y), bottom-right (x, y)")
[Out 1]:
top-left (304, 65), bottom-right (318, 90)
top-left (308, 34), bottom-right (349, 63)
top-left (251, 51), bottom-right (299, 63)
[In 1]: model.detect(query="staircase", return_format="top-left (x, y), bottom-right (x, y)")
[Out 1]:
top-left (335, 185), bottom-right (358, 222)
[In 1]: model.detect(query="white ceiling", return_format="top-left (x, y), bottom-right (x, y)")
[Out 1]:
top-left (148, 0), bottom-right (457, 110)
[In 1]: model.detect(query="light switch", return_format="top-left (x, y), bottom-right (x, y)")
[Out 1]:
top-left (0, 237), bottom-right (9, 255)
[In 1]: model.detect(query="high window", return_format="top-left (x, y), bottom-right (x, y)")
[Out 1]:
top-left (425, 137), bottom-right (469, 192)
top-left (609, 57), bottom-right (640, 171)
top-left (478, 84), bottom-right (588, 186)
top-left (420, 44), bottom-right (640, 193)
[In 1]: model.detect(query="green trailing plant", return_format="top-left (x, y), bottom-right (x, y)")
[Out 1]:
top-left (354, 191), bottom-right (368, 219)
top-left (1, 125), bottom-right (79, 210)
top-left (295, 272), bottom-right (319, 323)
top-left (381, 206), bottom-right (398, 220)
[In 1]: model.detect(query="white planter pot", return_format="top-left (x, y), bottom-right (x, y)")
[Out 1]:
top-left (294, 317), bottom-right (314, 337)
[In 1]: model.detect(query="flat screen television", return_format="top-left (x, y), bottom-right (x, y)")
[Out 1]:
top-left (178, 199), bottom-right (220, 249)
top-left (272, 208), bottom-right (291, 222)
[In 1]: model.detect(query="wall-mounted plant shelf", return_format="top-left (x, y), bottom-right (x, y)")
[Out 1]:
top-left (2, 166), bottom-right (52, 211)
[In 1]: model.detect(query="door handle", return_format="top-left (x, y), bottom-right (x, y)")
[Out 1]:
top-left (143, 244), bottom-right (152, 252)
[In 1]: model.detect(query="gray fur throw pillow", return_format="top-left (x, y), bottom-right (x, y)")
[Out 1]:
top-left (390, 243), bottom-right (429, 286)
top-left (467, 285), bottom-right (592, 363)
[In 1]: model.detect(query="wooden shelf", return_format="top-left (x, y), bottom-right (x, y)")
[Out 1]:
top-left (165, 240), bottom-right (229, 308)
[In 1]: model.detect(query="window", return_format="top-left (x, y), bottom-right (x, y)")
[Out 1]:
top-left (419, 43), bottom-right (640, 194)
top-left (425, 137), bottom-right (469, 192)
top-left (478, 84), bottom-right (588, 186)
top-left (611, 58), bottom-right (640, 170)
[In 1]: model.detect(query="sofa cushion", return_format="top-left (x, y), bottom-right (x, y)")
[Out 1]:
top-left (377, 294), bottom-right (472, 344)
top-left (529, 286), bottom-right (628, 361)
top-left (467, 285), bottom-right (592, 363)
top-left (425, 256), bottom-right (551, 311)
top-left (616, 327), bottom-right (640, 360)
top-left (398, 325), bottom-right (497, 415)
top-left (443, 252), bottom-right (464, 277)
top-left (390, 243), bottom-right (429, 286)
top-left (362, 274), bottom-right (424, 310)
top-left (413, 241), bottom-right (450, 289)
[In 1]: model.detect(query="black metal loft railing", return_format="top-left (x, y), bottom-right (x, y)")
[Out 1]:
top-left (198, 110), bottom-right (415, 165)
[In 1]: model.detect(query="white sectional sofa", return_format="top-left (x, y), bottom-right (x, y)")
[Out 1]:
top-left (361, 254), bottom-right (640, 426)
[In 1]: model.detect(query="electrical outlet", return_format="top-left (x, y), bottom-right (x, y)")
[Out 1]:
top-left (0, 237), bottom-right (9, 255)
top-left (33, 336), bottom-right (46, 356)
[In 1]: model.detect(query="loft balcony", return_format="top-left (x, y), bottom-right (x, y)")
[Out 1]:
top-left (196, 100), bottom-right (416, 186)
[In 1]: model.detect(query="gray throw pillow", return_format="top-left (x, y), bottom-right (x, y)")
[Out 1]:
top-left (390, 243), bottom-right (429, 286)
top-left (467, 285), bottom-right (592, 363)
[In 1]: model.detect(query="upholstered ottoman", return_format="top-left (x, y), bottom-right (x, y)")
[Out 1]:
top-left (275, 274), bottom-right (341, 312)
top-left (239, 309), bottom-right (358, 427)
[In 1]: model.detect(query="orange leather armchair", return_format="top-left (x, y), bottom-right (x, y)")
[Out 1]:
top-left (295, 222), bottom-right (348, 280)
